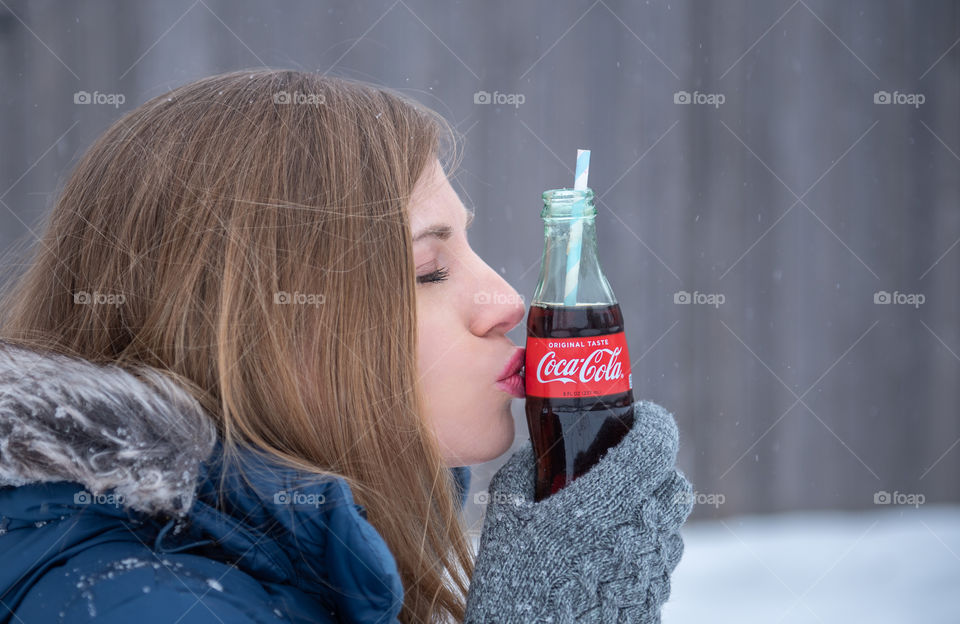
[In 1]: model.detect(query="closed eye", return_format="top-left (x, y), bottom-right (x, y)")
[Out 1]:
top-left (417, 266), bottom-right (449, 284)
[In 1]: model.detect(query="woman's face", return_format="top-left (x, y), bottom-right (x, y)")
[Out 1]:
top-left (410, 159), bottom-right (526, 467)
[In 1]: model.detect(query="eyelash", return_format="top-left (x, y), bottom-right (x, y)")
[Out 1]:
top-left (416, 266), bottom-right (449, 285)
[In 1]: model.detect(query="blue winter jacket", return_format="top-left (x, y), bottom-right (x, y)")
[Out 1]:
top-left (0, 343), bottom-right (470, 623)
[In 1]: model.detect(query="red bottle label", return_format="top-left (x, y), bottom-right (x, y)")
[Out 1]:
top-left (525, 331), bottom-right (633, 398)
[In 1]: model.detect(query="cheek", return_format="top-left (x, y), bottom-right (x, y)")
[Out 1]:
top-left (415, 294), bottom-right (514, 464)
top-left (417, 314), bottom-right (473, 420)
top-left (416, 302), bottom-right (455, 377)
top-left (416, 298), bottom-right (466, 426)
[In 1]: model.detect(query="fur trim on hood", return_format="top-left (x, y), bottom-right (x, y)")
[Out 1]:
top-left (0, 342), bottom-right (218, 515)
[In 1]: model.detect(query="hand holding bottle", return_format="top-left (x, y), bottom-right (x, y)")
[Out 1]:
top-left (464, 400), bottom-right (694, 623)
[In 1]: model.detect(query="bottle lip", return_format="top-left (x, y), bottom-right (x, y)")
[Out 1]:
top-left (541, 187), bottom-right (596, 218)
top-left (542, 187), bottom-right (594, 203)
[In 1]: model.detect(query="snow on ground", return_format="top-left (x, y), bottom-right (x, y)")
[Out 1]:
top-left (663, 505), bottom-right (960, 623)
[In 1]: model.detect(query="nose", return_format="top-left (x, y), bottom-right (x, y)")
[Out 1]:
top-left (470, 267), bottom-right (526, 337)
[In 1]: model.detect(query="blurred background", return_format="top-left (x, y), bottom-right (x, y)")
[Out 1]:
top-left (0, 1), bottom-right (957, 621)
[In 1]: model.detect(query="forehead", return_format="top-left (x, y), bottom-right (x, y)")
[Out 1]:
top-left (409, 160), bottom-right (469, 230)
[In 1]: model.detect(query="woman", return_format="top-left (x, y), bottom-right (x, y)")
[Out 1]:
top-left (0, 69), bottom-right (693, 623)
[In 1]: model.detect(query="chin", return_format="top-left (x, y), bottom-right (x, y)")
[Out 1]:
top-left (445, 412), bottom-right (516, 466)
top-left (478, 406), bottom-right (516, 463)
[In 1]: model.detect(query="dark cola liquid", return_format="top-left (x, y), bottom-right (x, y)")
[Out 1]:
top-left (525, 303), bottom-right (634, 501)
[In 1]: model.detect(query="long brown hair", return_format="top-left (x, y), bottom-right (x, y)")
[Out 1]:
top-left (0, 68), bottom-right (473, 623)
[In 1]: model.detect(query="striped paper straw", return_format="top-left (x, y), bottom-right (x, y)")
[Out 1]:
top-left (563, 149), bottom-right (590, 305)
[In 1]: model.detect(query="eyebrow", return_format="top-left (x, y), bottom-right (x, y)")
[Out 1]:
top-left (413, 207), bottom-right (475, 242)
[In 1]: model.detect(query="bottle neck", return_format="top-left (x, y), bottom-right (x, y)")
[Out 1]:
top-left (531, 190), bottom-right (616, 306)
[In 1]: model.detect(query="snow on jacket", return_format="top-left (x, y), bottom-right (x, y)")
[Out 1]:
top-left (0, 342), bottom-right (470, 623)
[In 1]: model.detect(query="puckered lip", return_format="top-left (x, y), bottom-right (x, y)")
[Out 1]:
top-left (497, 346), bottom-right (525, 381)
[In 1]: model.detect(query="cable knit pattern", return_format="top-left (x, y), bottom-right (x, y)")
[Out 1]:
top-left (465, 400), bottom-right (694, 623)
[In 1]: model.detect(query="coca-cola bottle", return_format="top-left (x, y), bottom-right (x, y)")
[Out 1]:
top-left (524, 187), bottom-right (634, 501)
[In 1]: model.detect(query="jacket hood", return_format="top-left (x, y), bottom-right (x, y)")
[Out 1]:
top-left (0, 341), bottom-right (470, 623)
top-left (0, 343), bottom-right (218, 516)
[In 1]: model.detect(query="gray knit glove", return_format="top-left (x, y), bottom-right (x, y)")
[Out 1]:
top-left (464, 400), bottom-right (694, 623)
